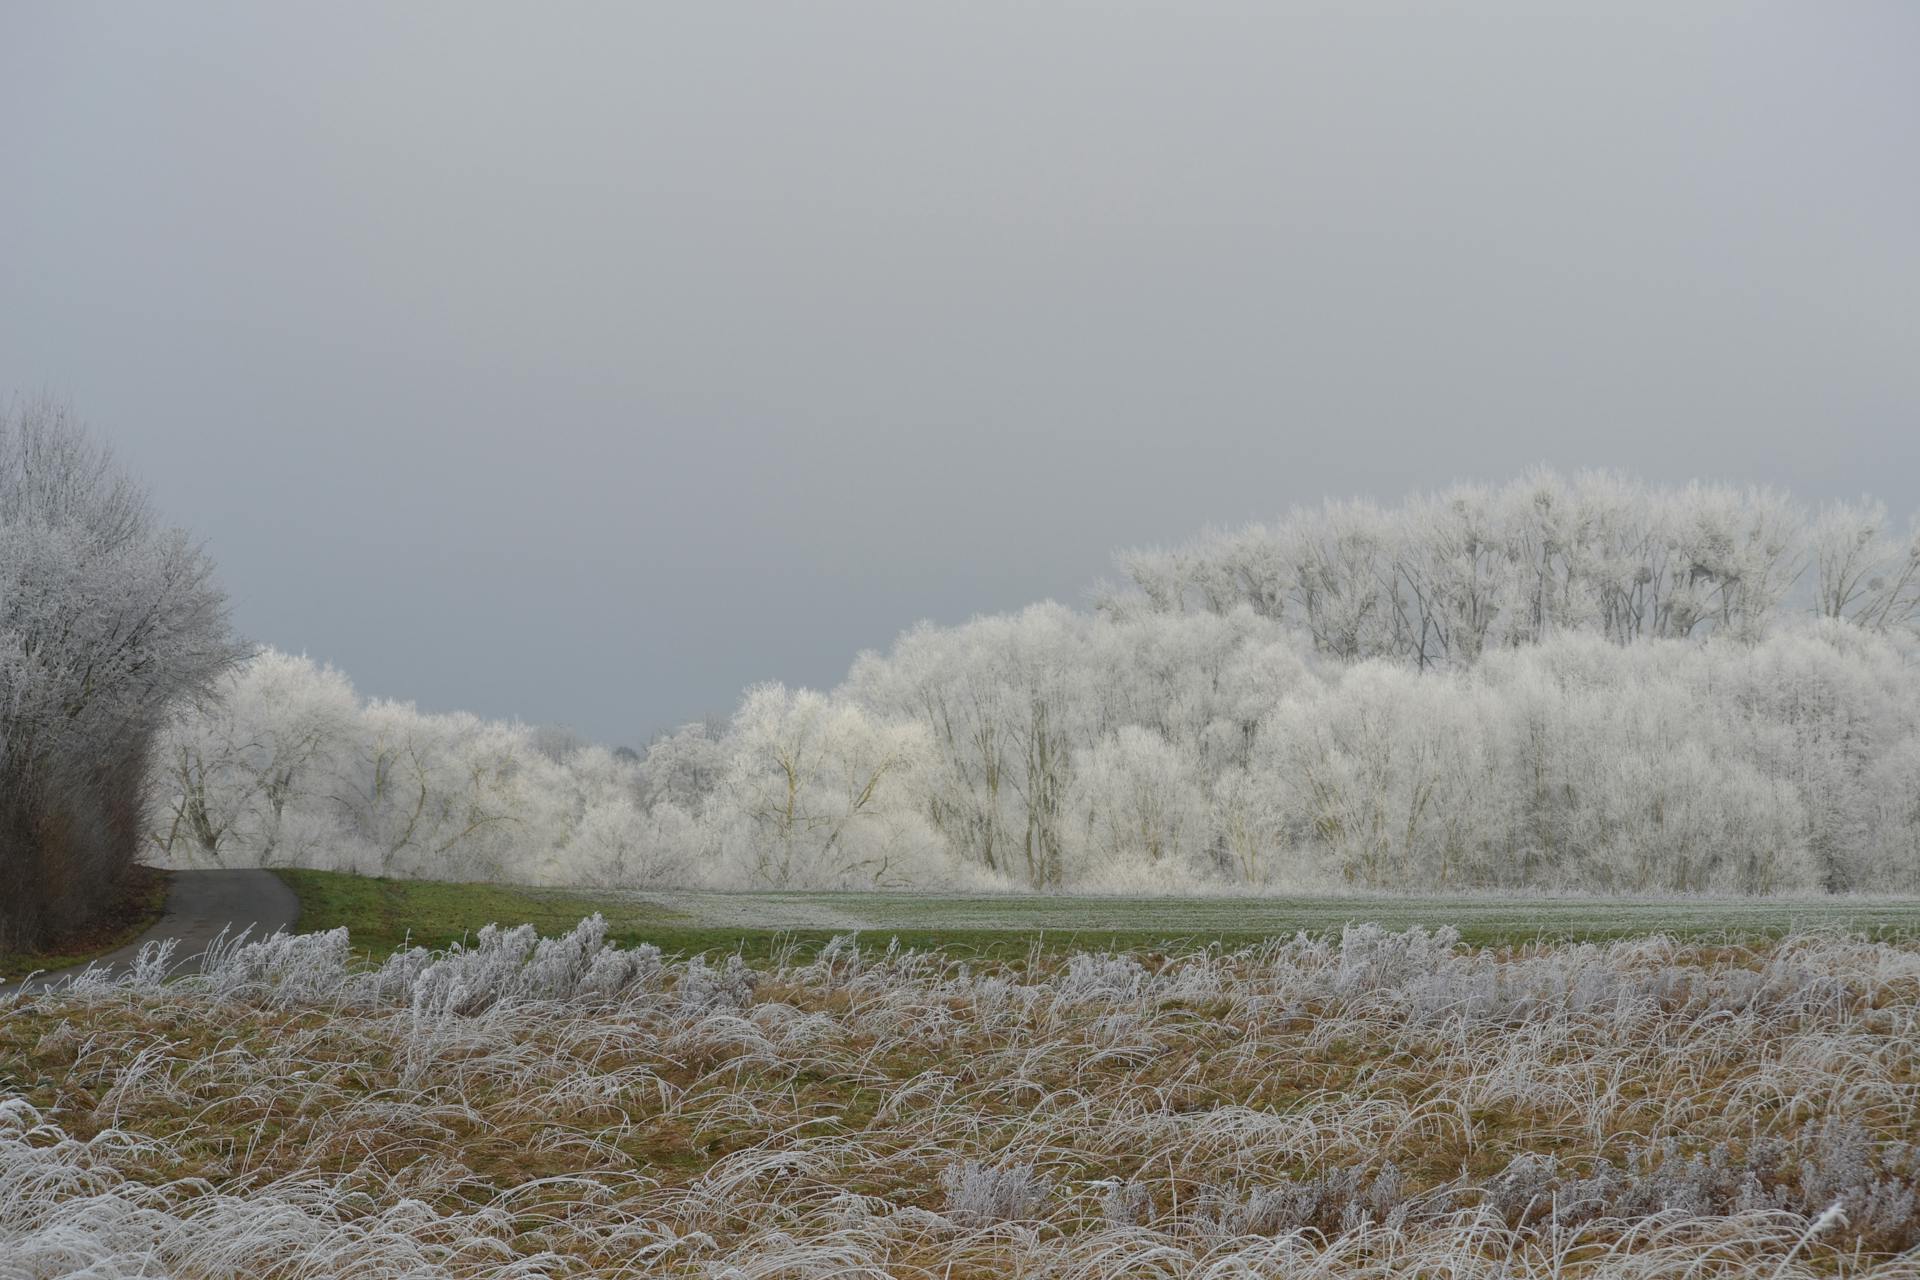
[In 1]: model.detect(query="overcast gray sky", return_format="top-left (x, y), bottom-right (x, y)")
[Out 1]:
top-left (3, 2), bottom-right (1916, 744)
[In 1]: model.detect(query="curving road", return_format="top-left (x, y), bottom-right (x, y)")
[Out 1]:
top-left (4, 869), bottom-right (300, 995)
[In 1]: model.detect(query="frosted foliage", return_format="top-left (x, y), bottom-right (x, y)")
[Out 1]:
top-left (1, 402), bottom-right (242, 949)
top-left (149, 649), bottom-right (708, 890)
top-left (566, 797), bottom-right (693, 889)
top-left (8, 929), bottom-right (1920, 1275)
top-left (1066, 726), bottom-right (1209, 885)
top-left (1108, 470), bottom-right (1919, 653)
top-left (705, 683), bottom-right (945, 888)
top-left (152, 470), bottom-right (1920, 894)
top-left (637, 720), bottom-right (727, 812)
top-left (150, 647), bottom-right (358, 868)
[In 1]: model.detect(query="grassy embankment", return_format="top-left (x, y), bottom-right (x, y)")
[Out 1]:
top-left (277, 867), bottom-right (1920, 964)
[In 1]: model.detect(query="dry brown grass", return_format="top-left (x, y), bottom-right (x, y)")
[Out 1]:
top-left (3, 924), bottom-right (1919, 1276)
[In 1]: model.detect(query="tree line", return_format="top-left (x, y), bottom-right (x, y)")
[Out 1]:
top-left (148, 471), bottom-right (1920, 896)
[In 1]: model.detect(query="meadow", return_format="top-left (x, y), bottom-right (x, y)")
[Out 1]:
top-left (279, 866), bottom-right (1920, 960)
top-left (4, 916), bottom-right (1919, 1277)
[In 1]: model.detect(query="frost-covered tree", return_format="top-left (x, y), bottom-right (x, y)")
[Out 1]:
top-left (561, 795), bottom-right (695, 889)
top-left (1261, 666), bottom-right (1457, 888)
top-left (1811, 499), bottom-right (1920, 635)
top-left (708, 684), bottom-right (939, 888)
top-left (1066, 726), bottom-right (1210, 885)
top-left (328, 702), bottom-right (558, 881)
top-left (150, 649), bottom-right (357, 868)
top-left (843, 604), bottom-right (1097, 888)
top-left (637, 719), bottom-right (729, 813)
top-left (1, 401), bottom-right (243, 950)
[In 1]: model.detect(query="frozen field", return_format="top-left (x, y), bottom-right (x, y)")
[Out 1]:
top-left (4, 920), bottom-right (1920, 1277)
top-left (278, 870), bottom-right (1920, 963)
top-left (635, 887), bottom-right (1920, 942)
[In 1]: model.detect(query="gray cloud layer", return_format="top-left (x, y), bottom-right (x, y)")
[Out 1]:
top-left (4, 2), bottom-right (1915, 743)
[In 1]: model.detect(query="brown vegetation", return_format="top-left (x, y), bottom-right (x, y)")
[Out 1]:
top-left (3, 925), bottom-right (1919, 1275)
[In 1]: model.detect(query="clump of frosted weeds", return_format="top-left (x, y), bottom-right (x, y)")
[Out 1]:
top-left (1796, 1119), bottom-right (1920, 1247)
top-left (404, 915), bottom-right (664, 1018)
top-left (56, 937), bottom-right (181, 997)
top-left (802, 932), bottom-right (864, 985)
top-left (1484, 1152), bottom-right (1617, 1227)
top-left (1362, 1161), bottom-right (1407, 1227)
top-left (1194, 1178), bottom-right (1327, 1238)
top-left (941, 1160), bottom-right (1053, 1226)
top-left (673, 952), bottom-right (755, 1013)
top-left (1098, 1178), bottom-right (1153, 1227)
top-left (1053, 952), bottom-right (1148, 1004)
top-left (522, 914), bottom-right (662, 999)
top-left (1471, 1126), bottom-right (1920, 1249)
top-left (198, 925), bottom-right (353, 1004)
top-left (410, 922), bottom-right (540, 1018)
top-left (1194, 1165), bottom-right (1407, 1239)
top-left (1332, 922), bottom-right (1463, 994)
top-left (44, 914), bottom-right (674, 1017)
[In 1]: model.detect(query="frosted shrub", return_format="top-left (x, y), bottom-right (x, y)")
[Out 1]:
top-left (1332, 923), bottom-right (1463, 995)
top-left (1614, 1143), bottom-right (1750, 1219)
top-left (521, 915), bottom-right (640, 999)
top-left (577, 937), bottom-right (665, 999)
top-left (122, 938), bottom-right (180, 992)
top-left (410, 923), bottom-right (541, 1019)
top-left (1097, 1178), bottom-right (1152, 1227)
top-left (800, 933), bottom-right (865, 986)
top-left (358, 943), bottom-right (435, 1006)
top-left (1195, 1165), bottom-right (1411, 1239)
top-left (1796, 1120), bottom-right (1920, 1247)
top-left (197, 926), bottom-right (354, 1005)
top-left (1469, 1129), bottom-right (1920, 1250)
top-left (1405, 963), bottom-right (1500, 1023)
top-left (1053, 952), bottom-right (1149, 1005)
top-left (1364, 1162), bottom-right (1408, 1226)
top-left (1485, 1153), bottom-right (1588, 1226)
top-left (1798, 1118), bottom-right (1880, 1207)
top-left (406, 916), bottom-right (663, 1018)
top-left (673, 953), bottom-right (756, 1014)
top-left (940, 1160), bottom-right (1053, 1226)
top-left (1195, 1178), bottom-right (1330, 1238)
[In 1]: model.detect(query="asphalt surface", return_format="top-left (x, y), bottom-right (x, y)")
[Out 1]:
top-left (4, 869), bottom-right (300, 995)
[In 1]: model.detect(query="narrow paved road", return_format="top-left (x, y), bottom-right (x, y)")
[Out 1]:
top-left (4, 869), bottom-right (300, 995)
